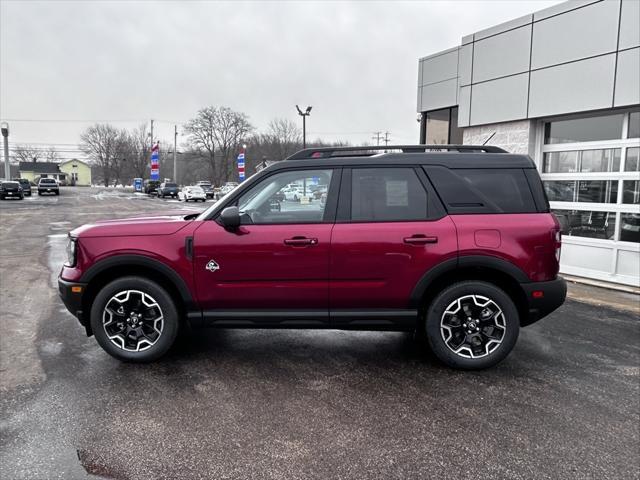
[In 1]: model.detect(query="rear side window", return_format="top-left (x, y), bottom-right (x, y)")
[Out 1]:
top-left (351, 168), bottom-right (427, 221)
top-left (425, 166), bottom-right (536, 214)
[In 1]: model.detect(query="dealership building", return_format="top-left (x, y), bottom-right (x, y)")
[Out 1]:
top-left (417, 0), bottom-right (639, 287)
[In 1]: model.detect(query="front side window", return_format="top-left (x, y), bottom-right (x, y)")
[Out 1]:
top-left (236, 169), bottom-right (333, 224)
top-left (351, 168), bottom-right (427, 222)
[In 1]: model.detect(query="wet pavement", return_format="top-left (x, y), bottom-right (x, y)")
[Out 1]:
top-left (0, 187), bottom-right (638, 479)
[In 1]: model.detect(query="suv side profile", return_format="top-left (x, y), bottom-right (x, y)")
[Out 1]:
top-left (58, 145), bottom-right (566, 369)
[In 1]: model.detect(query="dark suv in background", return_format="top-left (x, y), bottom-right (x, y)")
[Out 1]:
top-left (0, 180), bottom-right (24, 200)
top-left (59, 145), bottom-right (566, 369)
top-left (13, 178), bottom-right (32, 196)
top-left (157, 182), bottom-right (179, 198)
top-left (143, 180), bottom-right (160, 195)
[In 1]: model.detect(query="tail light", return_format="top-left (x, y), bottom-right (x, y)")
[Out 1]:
top-left (554, 230), bottom-right (562, 262)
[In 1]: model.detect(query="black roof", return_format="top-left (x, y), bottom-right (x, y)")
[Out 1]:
top-left (277, 145), bottom-right (536, 169)
top-left (18, 162), bottom-right (60, 174)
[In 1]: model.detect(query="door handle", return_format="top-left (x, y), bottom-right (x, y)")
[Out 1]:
top-left (284, 236), bottom-right (318, 246)
top-left (403, 234), bottom-right (438, 245)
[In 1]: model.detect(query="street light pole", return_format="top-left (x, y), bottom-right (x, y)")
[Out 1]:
top-left (296, 105), bottom-right (312, 149)
top-left (1, 122), bottom-right (9, 180)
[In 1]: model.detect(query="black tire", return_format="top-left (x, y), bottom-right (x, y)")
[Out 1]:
top-left (90, 276), bottom-right (180, 362)
top-left (424, 281), bottom-right (519, 370)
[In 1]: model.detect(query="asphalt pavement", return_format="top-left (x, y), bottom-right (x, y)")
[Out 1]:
top-left (0, 187), bottom-right (638, 480)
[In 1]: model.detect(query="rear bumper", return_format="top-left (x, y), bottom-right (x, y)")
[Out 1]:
top-left (520, 276), bottom-right (567, 326)
top-left (58, 276), bottom-right (90, 334)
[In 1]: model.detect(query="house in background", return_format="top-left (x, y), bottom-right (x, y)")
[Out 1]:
top-left (18, 159), bottom-right (91, 186)
top-left (58, 159), bottom-right (91, 186)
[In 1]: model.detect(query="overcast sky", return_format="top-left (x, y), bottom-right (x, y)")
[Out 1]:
top-left (1, 0), bottom-right (560, 159)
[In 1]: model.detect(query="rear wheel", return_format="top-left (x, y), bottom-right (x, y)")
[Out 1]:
top-left (90, 276), bottom-right (179, 362)
top-left (424, 281), bottom-right (519, 370)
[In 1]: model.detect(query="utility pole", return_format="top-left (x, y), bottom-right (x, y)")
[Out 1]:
top-left (372, 131), bottom-right (383, 146)
top-left (383, 131), bottom-right (391, 147)
top-left (296, 105), bottom-right (312, 149)
top-left (1, 122), bottom-right (9, 180)
top-left (150, 119), bottom-right (154, 148)
top-left (173, 125), bottom-right (177, 182)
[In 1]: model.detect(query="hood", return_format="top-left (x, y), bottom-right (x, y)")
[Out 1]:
top-left (71, 210), bottom-right (197, 238)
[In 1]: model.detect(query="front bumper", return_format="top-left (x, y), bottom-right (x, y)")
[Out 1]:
top-left (58, 276), bottom-right (90, 334)
top-left (520, 276), bottom-right (567, 326)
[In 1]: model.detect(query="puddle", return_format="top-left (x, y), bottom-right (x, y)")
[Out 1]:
top-left (77, 449), bottom-right (129, 479)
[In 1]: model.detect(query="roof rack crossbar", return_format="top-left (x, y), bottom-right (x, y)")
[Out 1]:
top-left (286, 144), bottom-right (507, 160)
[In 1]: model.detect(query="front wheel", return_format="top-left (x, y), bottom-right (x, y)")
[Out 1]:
top-left (424, 281), bottom-right (519, 370)
top-left (90, 276), bottom-right (179, 362)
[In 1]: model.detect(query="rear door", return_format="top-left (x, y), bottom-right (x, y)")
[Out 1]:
top-left (329, 166), bottom-right (457, 326)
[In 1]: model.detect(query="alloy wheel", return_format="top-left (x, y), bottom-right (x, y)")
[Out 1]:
top-left (440, 294), bottom-right (506, 359)
top-left (102, 290), bottom-right (164, 352)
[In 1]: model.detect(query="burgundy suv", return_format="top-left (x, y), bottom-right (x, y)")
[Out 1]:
top-left (59, 145), bottom-right (566, 369)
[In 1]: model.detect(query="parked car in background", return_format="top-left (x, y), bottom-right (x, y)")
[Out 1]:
top-left (58, 145), bottom-right (566, 369)
top-left (143, 180), bottom-right (160, 195)
top-left (0, 180), bottom-right (24, 200)
top-left (282, 186), bottom-right (303, 201)
top-left (196, 181), bottom-right (214, 199)
top-left (37, 178), bottom-right (59, 196)
top-left (219, 182), bottom-right (238, 195)
top-left (157, 182), bottom-right (179, 198)
top-left (13, 178), bottom-right (32, 196)
top-left (179, 186), bottom-right (207, 202)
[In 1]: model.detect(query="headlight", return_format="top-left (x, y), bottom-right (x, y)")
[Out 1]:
top-left (66, 237), bottom-right (77, 267)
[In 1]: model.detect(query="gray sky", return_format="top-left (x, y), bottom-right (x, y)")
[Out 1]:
top-left (1, 0), bottom-right (560, 159)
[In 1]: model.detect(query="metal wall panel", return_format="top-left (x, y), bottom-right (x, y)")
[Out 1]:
top-left (420, 48), bottom-right (459, 86)
top-left (474, 14), bottom-right (532, 40)
top-left (614, 48), bottom-right (640, 107)
top-left (531, 0), bottom-right (620, 69)
top-left (458, 44), bottom-right (473, 86)
top-left (619, 0), bottom-right (640, 50)
top-left (458, 86), bottom-right (471, 127)
top-left (420, 78), bottom-right (458, 112)
top-left (529, 54), bottom-right (616, 117)
top-left (470, 73), bottom-right (529, 125)
top-left (472, 25), bottom-right (532, 83)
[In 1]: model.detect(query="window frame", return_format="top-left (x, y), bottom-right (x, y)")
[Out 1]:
top-left (535, 109), bottom-right (640, 245)
top-left (336, 165), bottom-right (443, 223)
top-left (229, 167), bottom-right (342, 226)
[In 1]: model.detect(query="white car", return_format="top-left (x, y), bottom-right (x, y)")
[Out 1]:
top-left (282, 186), bottom-right (303, 201)
top-left (179, 186), bottom-right (207, 202)
top-left (219, 182), bottom-right (239, 195)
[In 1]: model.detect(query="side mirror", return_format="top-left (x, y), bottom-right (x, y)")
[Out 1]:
top-left (219, 206), bottom-right (241, 229)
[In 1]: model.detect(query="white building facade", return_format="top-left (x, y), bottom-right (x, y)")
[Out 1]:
top-left (417, 0), bottom-right (640, 287)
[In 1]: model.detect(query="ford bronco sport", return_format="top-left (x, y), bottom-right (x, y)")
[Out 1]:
top-left (59, 145), bottom-right (566, 369)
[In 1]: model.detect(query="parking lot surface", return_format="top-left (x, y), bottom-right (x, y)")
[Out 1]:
top-left (1, 187), bottom-right (638, 479)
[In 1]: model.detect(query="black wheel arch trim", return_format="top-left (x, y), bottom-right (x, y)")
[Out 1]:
top-left (409, 255), bottom-right (531, 308)
top-left (79, 254), bottom-right (196, 310)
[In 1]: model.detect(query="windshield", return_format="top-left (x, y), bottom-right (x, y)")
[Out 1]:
top-left (2, 181), bottom-right (19, 187)
top-left (40, 179), bottom-right (56, 184)
top-left (165, 183), bottom-right (177, 187)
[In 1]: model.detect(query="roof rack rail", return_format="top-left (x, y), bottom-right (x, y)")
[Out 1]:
top-left (286, 144), bottom-right (507, 160)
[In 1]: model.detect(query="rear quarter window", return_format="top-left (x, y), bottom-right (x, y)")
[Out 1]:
top-left (424, 166), bottom-right (537, 214)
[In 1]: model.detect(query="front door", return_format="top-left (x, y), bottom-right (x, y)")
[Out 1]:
top-left (330, 167), bottom-right (457, 325)
top-left (193, 168), bottom-right (338, 324)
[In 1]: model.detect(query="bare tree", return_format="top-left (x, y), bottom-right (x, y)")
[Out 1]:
top-left (80, 124), bottom-right (120, 186)
top-left (266, 118), bottom-right (302, 159)
top-left (44, 148), bottom-right (59, 162)
top-left (13, 145), bottom-right (41, 163)
top-left (184, 106), bottom-right (254, 185)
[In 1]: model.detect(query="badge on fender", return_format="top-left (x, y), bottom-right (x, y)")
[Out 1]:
top-left (206, 260), bottom-right (220, 272)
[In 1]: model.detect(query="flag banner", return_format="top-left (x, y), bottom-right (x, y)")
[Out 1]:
top-left (150, 142), bottom-right (160, 180)
top-left (237, 151), bottom-right (246, 181)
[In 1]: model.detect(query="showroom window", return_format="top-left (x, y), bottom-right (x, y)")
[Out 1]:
top-left (540, 110), bottom-right (640, 244)
top-left (423, 107), bottom-right (462, 145)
